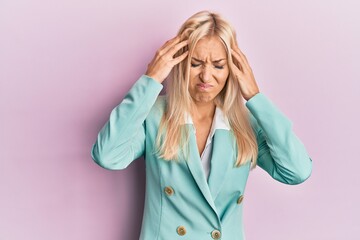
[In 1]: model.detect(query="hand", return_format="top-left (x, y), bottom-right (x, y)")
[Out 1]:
top-left (230, 45), bottom-right (260, 101)
top-left (145, 35), bottom-right (189, 84)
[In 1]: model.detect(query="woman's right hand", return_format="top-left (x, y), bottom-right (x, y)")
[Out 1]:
top-left (145, 35), bottom-right (189, 84)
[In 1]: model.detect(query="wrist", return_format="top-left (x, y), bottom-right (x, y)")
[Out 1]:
top-left (145, 74), bottom-right (162, 84)
top-left (245, 91), bottom-right (260, 101)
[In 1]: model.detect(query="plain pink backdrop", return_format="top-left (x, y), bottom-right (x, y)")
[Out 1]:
top-left (1, 0), bottom-right (359, 239)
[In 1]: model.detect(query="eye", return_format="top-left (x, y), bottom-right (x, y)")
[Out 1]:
top-left (191, 63), bottom-right (200, 68)
top-left (215, 65), bottom-right (224, 69)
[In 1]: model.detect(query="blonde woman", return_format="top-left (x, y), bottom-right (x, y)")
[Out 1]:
top-left (91, 10), bottom-right (313, 240)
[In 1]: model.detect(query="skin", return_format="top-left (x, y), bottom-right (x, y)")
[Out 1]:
top-left (188, 35), bottom-right (230, 121)
top-left (188, 36), bottom-right (230, 155)
top-left (145, 34), bottom-right (260, 155)
top-left (145, 35), bottom-right (189, 84)
top-left (145, 34), bottom-right (260, 106)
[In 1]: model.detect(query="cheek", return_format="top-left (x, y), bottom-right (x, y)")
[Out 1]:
top-left (189, 69), bottom-right (200, 84)
top-left (216, 70), bottom-right (229, 84)
top-left (218, 80), bottom-right (228, 92)
top-left (188, 77), bottom-right (197, 92)
top-left (189, 68), bottom-right (198, 80)
top-left (218, 71), bottom-right (230, 88)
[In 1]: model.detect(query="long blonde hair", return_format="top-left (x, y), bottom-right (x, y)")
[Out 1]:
top-left (154, 10), bottom-right (258, 169)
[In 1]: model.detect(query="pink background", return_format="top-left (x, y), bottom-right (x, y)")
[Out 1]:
top-left (1, 0), bottom-right (359, 239)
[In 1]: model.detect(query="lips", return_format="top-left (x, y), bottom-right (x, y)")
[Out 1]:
top-left (197, 83), bottom-right (213, 89)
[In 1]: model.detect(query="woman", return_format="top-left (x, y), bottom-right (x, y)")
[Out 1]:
top-left (91, 10), bottom-right (313, 240)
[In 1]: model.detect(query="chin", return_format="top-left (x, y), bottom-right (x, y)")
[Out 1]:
top-left (193, 94), bottom-right (214, 103)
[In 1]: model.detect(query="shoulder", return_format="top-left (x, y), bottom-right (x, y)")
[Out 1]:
top-left (152, 94), bottom-right (166, 113)
top-left (147, 94), bottom-right (167, 123)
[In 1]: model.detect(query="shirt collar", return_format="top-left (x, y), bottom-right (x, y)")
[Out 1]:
top-left (183, 106), bottom-right (231, 141)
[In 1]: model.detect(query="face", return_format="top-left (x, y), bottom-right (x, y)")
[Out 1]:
top-left (188, 35), bottom-right (230, 104)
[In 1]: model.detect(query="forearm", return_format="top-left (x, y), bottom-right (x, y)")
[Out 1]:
top-left (91, 74), bottom-right (163, 170)
top-left (246, 92), bottom-right (313, 184)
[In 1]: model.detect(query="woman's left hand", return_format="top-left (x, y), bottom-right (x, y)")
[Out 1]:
top-left (230, 45), bottom-right (260, 101)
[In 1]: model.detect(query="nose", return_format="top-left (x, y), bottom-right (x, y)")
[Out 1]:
top-left (200, 65), bottom-right (212, 82)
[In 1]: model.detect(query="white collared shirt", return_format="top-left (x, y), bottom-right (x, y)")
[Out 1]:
top-left (184, 106), bottom-right (231, 183)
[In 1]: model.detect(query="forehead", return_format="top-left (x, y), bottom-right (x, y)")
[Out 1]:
top-left (192, 36), bottom-right (227, 59)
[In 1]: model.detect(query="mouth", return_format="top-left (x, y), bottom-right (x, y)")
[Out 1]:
top-left (196, 83), bottom-right (213, 90)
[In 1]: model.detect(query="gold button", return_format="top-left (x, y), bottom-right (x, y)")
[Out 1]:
top-left (211, 229), bottom-right (221, 239)
top-left (164, 186), bottom-right (174, 196)
top-left (177, 225), bottom-right (186, 236)
top-left (237, 195), bottom-right (244, 204)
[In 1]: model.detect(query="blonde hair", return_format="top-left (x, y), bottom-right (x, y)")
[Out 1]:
top-left (154, 10), bottom-right (258, 169)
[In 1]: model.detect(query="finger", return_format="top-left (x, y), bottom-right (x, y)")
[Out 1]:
top-left (234, 45), bottom-right (250, 66)
top-left (230, 61), bottom-right (245, 78)
top-left (231, 48), bottom-right (252, 73)
top-left (159, 35), bottom-right (181, 54)
top-left (171, 50), bottom-right (189, 65)
top-left (230, 60), bottom-right (242, 74)
top-left (231, 48), bottom-right (246, 66)
top-left (231, 49), bottom-right (245, 72)
top-left (167, 39), bottom-right (189, 58)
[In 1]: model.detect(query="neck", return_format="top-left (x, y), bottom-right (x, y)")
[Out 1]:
top-left (190, 101), bottom-right (216, 121)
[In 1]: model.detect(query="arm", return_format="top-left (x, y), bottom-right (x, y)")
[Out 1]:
top-left (246, 92), bottom-right (313, 185)
top-left (91, 74), bottom-right (163, 170)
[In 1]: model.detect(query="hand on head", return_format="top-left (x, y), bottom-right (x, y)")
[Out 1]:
top-left (230, 45), bottom-right (260, 101)
top-left (145, 36), bottom-right (189, 84)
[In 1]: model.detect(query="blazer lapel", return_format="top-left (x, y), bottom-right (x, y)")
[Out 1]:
top-left (181, 107), bottom-right (234, 213)
top-left (183, 124), bottom-right (218, 214)
top-left (207, 129), bottom-right (235, 201)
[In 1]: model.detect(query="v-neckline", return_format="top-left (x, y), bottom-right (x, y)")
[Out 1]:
top-left (193, 116), bottom-right (215, 158)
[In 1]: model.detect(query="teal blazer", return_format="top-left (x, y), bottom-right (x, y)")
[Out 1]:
top-left (91, 74), bottom-right (313, 240)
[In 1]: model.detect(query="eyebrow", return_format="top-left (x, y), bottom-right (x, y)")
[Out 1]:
top-left (192, 57), bottom-right (226, 63)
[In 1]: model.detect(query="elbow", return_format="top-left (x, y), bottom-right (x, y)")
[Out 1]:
top-left (91, 143), bottom-right (106, 169)
top-left (286, 157), bottom-right (313, 185)
top-left (91, 143), bottom-right (116, 170)
top-left (90, 143), bottom-right (132, 170)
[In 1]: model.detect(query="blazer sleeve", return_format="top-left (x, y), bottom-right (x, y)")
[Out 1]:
top-left (246, 92), bottom-right (313, 185)
top-left (91, 74), bottom-right (163, 170)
